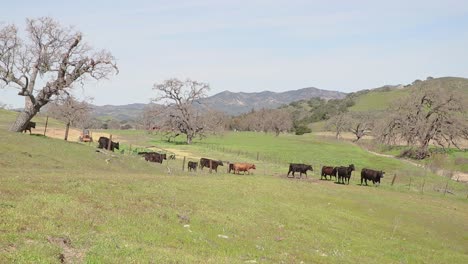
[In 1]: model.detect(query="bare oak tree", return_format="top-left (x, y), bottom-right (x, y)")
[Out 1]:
top-left (46, 95), bottom-right (92, 140)
top-left (263, 108), bottom-right (293, 136)
top-left (0, 17), bottom-right (117, 132)
top-left (349, 112), bottom-right (374, 142)
top-left (377, 85), bottom-right (468, 159)
top-left (326, 113), bottom-right (349, 139)
top-left (152, 78), bottom-right (211, 144)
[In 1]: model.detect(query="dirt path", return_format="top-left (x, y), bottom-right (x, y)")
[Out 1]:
top-left (365, 149), bottom-right (468, 183)
top-left (30, 125), bottom-right (127, 143)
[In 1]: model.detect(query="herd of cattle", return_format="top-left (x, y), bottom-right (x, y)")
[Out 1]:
top-left (96, 136), bottom-right (385, 186)
top-left (287, 163), bottom-right (384, 185)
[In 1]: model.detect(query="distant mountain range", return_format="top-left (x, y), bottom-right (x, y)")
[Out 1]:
top-left (199, 87), bottom-right (346, 115)
top-left (91, 87), bottom-right (347, 120)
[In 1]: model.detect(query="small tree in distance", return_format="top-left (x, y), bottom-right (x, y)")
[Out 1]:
top-left (46, 95), bottom-right (92, 140)
top-left (152, 78), bottom-right (211, 144)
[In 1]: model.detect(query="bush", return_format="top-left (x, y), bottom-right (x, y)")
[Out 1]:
top-left (295, 125), bottom-right (312, 135)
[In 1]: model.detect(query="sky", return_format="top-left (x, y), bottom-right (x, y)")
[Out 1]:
top-left (1, 0), bottom-right (468, 108)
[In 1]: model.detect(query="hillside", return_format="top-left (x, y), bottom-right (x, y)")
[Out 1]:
top-left (200, 87), bottom-right (346, 115)
top-left (1, 109), bottom-right (468, 262)
top-left (284, 77), bottom-right (468, 129)
top-left (90, 87), bottom-right (346, 120)
top-left (348, 77), bottom-right (468, 112)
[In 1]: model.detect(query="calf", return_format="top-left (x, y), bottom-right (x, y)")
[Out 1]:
top-left (140, 152), bottom-right (166, 163)
top-left (228, 163), bottom-right (235, 174)
top-left (97, 136), bottom-right (119, 152)
top-left (321, 166), bottom-right (337, 180)
top-left (199, 158), bottom-right (224, 172)
top-left (188, 161), bottom-right (198, 172)
top-left (361, 168), bottom-right (385, 186)
top-left (22, 121), bottom-right (36, 134)
top-left (287, 163), bottom-right (313, 179)
top-left (336, 164), bottom-right (355, 184)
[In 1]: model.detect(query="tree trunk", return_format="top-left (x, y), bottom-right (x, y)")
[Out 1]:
top-left (186, 134), bottom-right (193, 144)
top-left (275, 128), bottom-right (280, 137)
top-left (9, 106), bottom-right (38, 132)
top-left (64, 122), bottom-right (70, 141)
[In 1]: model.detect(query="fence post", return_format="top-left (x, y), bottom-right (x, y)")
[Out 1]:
top-left (227, 161), bottom-right (230, 173)
top-left (107, 134), bottom-right (113, 150)
top-left (391, 174), bottom-right (397, 186)
top-left (209, 159), bottom-right (212, 174)
top-left (182, 156), bottom-right (186, 172)
top-left (257, 152), bottom-right (259, 161)
top-left (421, 177), bottom-right (426, 194)
top-left (444, 177), bottom-right (449, 196)
top-left (43, 116), bottom-right (49, 136)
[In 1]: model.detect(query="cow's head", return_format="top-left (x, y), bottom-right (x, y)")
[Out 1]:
top-left (30, 122), bottom-right (36, 128)
top-left (306, 165), bottom-right (313, 171)
top-left (112, 142), bottom-right (120, 150)
top-left (218, 160), bottom-right (224, 166)
top-left (379, 171), bottom-right (385, 178)
top-left (251, 164), bottom-right (256, 170)
top-left (349, 164), bottom-right (355, 171)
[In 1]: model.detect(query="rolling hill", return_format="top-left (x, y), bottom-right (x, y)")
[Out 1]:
top-left (1, 108), bottom-right (467, 263)
top-left (199, 87), bottom-right (346, 115)
top-left (90, 87), bottom-right (346, 120)
top-left (284, 76), bottom-right (468, 129)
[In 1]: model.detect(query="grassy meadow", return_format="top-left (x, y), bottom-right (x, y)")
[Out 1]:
top-left (1, 109), bottom-right (468, 263)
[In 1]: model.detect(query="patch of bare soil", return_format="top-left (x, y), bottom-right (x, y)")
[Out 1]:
top-left (47, 236), bottom-right (85, 264)
top-left (158, 147), bottom-right (201, 161)
top-left (30, 126), bottom-right (126, 143)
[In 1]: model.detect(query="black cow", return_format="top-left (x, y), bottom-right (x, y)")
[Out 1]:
top-left (97, 137), bottom-right (119, 151)
top-left (138, 152), bottom-right (166, 163)
top-left (199, 158), bottom-right (224, 172)
top-left (22, 121), bottom-right (36, 134)
top-left (228, 163), bottom-right (235, 174)
top-left (287, 163), bottom-right (313, 179)
top-left (336, 164), bottom-right (355, 184)
top-left (361, 168), bottom-right (385, 186)
top-left (321, 166), bottom-right (337, 180)
top-left (188, 161), bottom-right (198, 171)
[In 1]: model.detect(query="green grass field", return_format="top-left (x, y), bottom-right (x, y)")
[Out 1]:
top-left (1, 110), bottom-right (468, 263)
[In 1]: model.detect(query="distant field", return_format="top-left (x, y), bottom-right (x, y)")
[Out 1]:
top-left (1, 109), bottom-right (468, 263)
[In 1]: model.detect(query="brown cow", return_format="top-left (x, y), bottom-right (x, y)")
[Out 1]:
top-left (321, 166), bottom-right (337, 180)
top-left (232, 163), bottom-right (256, 175)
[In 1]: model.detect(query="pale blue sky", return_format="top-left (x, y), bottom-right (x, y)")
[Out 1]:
top-left (1, 0), bottom-right (468, 107)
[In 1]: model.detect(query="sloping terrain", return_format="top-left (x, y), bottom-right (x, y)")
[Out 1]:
top-left (89, 87), bottom-right (346, 120)
top-left (1, 110), bottom-right (467, 263)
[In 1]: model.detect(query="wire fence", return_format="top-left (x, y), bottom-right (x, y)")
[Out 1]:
top-left (23, 121), bottom-right (468, 200)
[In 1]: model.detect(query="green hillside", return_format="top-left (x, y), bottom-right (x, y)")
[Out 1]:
top-left (348, 88), bottom-right (409, 112)
top-left (349, 77), bottom-right (468, 112)
top-left (1, 110), bottom-right (467, 263)
top-left (284, 77), bottom-right (468, 130)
